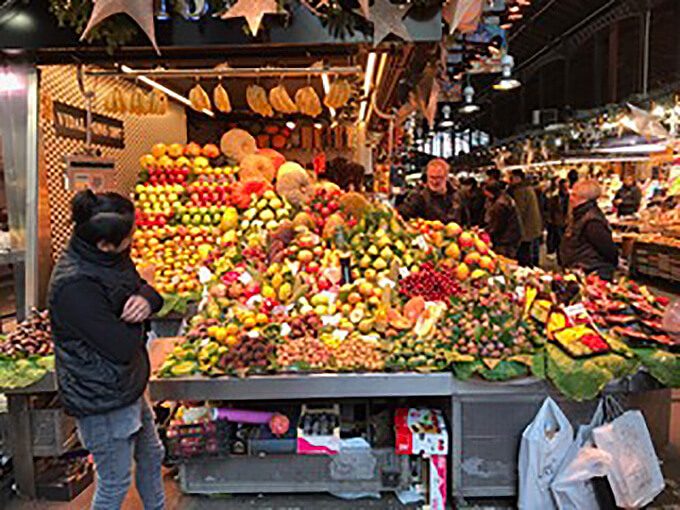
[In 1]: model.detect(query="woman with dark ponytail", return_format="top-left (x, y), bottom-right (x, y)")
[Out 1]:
top-left (48, 190), bottom-right (165, 510)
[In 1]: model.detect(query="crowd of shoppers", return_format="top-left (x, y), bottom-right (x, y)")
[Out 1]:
top-left (398, 159), bottom-right (626, 280)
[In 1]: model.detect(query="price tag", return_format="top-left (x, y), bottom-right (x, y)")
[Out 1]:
top-left (399, 267), bottom-right (411, 279)
top-left (378, 277), bottom-right (396, 289)
top-left (322, 315), bottom-right (341, 327)
top-left (415, 235), bottom-right (429, 251)
top-left (198, 266), bottom-right (214, 284)
top-left (564, 302), bottom-right (591, 325)
top-left (280, 322), bottom-right (292, 337)
top-left (238, 271), bottom-right (253, 285)
top-left (331, 329), bottom-right (349, 341)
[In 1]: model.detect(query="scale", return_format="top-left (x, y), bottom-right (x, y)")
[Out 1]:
top-left (62, 65), bottom-right (116, 192)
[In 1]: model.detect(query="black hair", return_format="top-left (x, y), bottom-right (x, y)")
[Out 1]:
top-left (72, 190), bottom-right (135, 247)
top-left (511, 169), bottom-right (525, 180)
top-left (486, 169), bottom-right (501, 181)
top-left (567, 169), bottom-right (579, 186)
top-left (326, 157), bottom-right (365, 192)
top-left (484, 181), bottom-right (505, 198)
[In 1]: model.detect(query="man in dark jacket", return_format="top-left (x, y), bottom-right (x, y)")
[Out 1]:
top-left (560, 180), bottom-right (618, 280)
top-left (545, 179), bottom-right (569, 257)
top-left (398, 158), bottom-right (462, 224)
top-left (483, 182), bottom-right (522, 258)
top-left (460, 178), bottom-right (486, 227)
top-left (509, 170), bottom-right (543, 266)
top-left (614, 175), bottom-right (643, 217)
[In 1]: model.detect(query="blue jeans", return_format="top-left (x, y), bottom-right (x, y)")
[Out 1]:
top-left (77, 397), bottom-right (165, 510)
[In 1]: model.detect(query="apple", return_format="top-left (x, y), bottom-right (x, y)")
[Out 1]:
top-left (459, 232), bottom-right (474, 249)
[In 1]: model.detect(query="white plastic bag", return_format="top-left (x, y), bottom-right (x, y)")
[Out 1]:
top-left (518, 397), bottom-right (574, 510)
top-left (592, 410), bottom-right (665, 508)
top-left (551, 401), bottom-right (608, 510)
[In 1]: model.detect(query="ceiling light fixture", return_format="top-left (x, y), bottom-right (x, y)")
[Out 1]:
top-left (314, 121), bottom-right (323, 130)
top-left (493, 53), bottom-right (521, 91)
top-left (120, 65), bottom-right (215, 117)
top-left (286, 120), bottom-right (296, 130)
top-left (459, 83), bottom-right (480, 114)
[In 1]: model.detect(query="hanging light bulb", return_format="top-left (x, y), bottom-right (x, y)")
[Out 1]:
top-left (440, 104), bottom-right (455, 127)
top-left (493, 53), bottom-right (521, 91)
top-left (459, 83), bottom-right (480, 114)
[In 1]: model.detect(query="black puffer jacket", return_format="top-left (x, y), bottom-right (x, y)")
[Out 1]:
top-left (48, 235), bottom-right (163, 417)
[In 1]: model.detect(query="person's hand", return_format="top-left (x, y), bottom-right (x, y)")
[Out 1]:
top-left (121, 295), bottom-right (152, 323)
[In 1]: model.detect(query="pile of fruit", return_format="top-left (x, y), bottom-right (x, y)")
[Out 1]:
top-left (144, 129), bottom-right (678, 400)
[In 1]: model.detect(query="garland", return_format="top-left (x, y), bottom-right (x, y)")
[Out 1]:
top-left (48, 0), bottom-right (139, 53)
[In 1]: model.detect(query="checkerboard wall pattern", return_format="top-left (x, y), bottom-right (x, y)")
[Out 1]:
top-left (39, 65), bottom-right (187, 261)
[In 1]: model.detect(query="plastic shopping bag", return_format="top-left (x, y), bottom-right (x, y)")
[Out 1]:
top-left (550, 401), bottom-right (612, 510)
top-left (592, 410), bottom-right (665, 508)
top-left (518, 397), bottom-right (574, 510)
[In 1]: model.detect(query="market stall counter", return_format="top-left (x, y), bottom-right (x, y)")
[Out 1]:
top-left (146, 339), bottom-right (671, 501)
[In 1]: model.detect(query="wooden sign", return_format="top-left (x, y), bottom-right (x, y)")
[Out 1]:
top-left (53, 101), bottom-right (125, 148)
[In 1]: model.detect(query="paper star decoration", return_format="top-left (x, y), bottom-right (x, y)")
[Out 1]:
top-left (442, 0), bottom-right (484, 35)
top-left (220, 0), bottom-right (279, 37)
top-left (356, 0), bottom-right (412, 46)
top-left (357, 0), bottom-right (370, 19)
top-left (623, 103), bottom-right (670, 140)
top-left (81, 0), bottom-right (159, 54)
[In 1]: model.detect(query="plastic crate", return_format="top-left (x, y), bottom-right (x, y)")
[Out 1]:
top-left (30, 408), bottom-right (76, 457)
top-left (36, 463), bottom-right (93, 501)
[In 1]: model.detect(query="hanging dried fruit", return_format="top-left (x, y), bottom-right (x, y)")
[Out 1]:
top-left (295, 86), bottom-right (323, 117)
top-left (269, 84), bottom-right (298, 114)
top-left (247, 85), bottom-right (274, 117)
top-left (149, 89), bottom-right (168, 115)
top-left (214, 83), bottom-right (232, 114)
top-left (324, 79), bottom-right (352, 109)
top-left (189, 83), bottom-right (211, 111)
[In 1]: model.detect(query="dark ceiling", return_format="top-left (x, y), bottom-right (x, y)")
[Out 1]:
top-left (464, 0), bottom-right (680, 140)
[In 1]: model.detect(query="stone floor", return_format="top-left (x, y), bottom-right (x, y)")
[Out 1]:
top-left (5, 452), bottom-right (680, 510)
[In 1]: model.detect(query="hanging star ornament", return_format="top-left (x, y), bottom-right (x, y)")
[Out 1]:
top-left (81, 0), bottom-right (159, 54)
top-left (220, 0), bottom-right (279, 37)
top-left (357, 0), bottom-right (370, 19)
top-left (624, 103), bottom-right (670, 140)
top-left (356, 0), bottom-right (412, 46)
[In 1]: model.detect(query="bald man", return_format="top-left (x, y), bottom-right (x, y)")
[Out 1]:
top-left (560, 180), bottom-right (618, 280)
top-left (398, 159), bottom-right (462, 224)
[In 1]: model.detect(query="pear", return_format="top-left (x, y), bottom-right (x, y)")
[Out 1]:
top-left (359, 255), bottom-right (372, 269)
top-left (367, 245), bottom-right (379, 257)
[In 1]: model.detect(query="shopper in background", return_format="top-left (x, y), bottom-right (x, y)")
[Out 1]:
top-left (614, 175), bottom-right (643, 217)
top-left (545, 179), bottom-right (569, 261)
top-left (460, 177), bottom-right (486, 227)
top-left (483, 181), bottom-right (522, 258)
top-left (567, 169), bottom-right (579, 189)
top-left (509, 169), bottom-right (543, 267)
top-left (398, 158), bottom-right (462, 223)
top-left (560, 180), bottom-right (618, 280)
top-left (485, 168), bottom-right (503, 187)
top-left (48, 190), bottom-right (165, 510)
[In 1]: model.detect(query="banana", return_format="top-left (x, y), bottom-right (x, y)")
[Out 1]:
top-left (295, 86), bottom-right (323, 117)
top-left (269, 84), bottom-right (298, 114)
top-left (189, 83), bottom-right (211, 111)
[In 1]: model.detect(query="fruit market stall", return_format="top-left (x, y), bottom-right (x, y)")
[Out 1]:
top-left (134, 129), bottom-right (679, 500)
